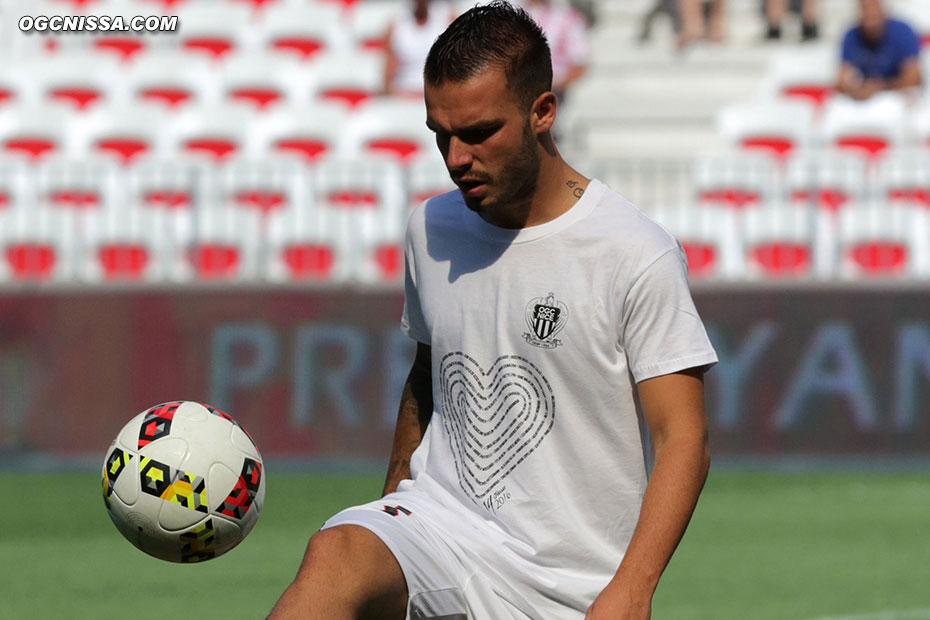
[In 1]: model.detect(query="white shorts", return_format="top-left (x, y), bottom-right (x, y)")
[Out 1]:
top-left (322, 490), bottom-right (537, 620)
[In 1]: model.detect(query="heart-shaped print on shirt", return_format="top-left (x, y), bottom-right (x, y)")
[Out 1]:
top-left (438, 352), bottom-right (555, 503)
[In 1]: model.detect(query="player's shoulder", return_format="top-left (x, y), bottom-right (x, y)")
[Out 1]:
top-left (588, 179), bottom-right (679, 255)
top-left (406, 189), bottom-right (464, 242)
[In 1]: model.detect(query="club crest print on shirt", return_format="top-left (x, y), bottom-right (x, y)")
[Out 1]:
top-left (438, 352), bottom-right (555, 507)
top-left (524, 292), bottom-right (569, 349)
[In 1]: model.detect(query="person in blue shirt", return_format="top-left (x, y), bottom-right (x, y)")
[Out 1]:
top-left (836, 0), bottom-right (922, 100)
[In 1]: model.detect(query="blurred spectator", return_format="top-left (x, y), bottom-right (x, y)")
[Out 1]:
top-left (764, 0), bottom-right (819, 42)
top-left (384, 0), bottom-right (453, 97)
top-left (639, 0), bottom-right (681, 44)
top-left (677, 0), bottom-right (725, 50)
top-left (836, 0), bottom-right (922, 101)
top-left (521, 0), bottom-right (590, 102)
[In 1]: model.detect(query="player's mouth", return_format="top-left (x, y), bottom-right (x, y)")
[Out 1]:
top-left (457, 178), bottom-right (488, 197)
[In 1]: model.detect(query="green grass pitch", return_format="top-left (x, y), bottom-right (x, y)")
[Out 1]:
top-left (1, 470), bottom-right (927, 620)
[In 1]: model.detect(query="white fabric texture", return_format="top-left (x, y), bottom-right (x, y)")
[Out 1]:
top-left (393, 179), bottom-right (718, 616)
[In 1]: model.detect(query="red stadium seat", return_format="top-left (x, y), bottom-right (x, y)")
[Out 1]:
top-left (693, 153), bottom-right (777, 209)
top-left (5, 243), bottom-right (58, 280)
top-left (822, 94), bottom-right (906, 160)
top-left (78, 103), bottom-right (168, 166)
top-left (251, 103), bottom-right (348, 163)
top-left (97, 242), bottom-right (150, 279)
top-left (188, 243), bottom-right (242, 279)
top-left (93, 36), bottom-right (147, 62)
top-left (219, 157), bottom-right (311, 217)
top-left (838, 204), bottom-right (921, 278)
top-left (167, 103), bottom-right (255, 164)
top-left (126, 51), bottom-right (215, 111)
top-left (220, 52), bottom-right (314, 111)
top-left (311, 51), bottom-right (385, 109)
top-left (763, 47), bottom-right (838, 110)
top-left (742, 205), bottom-right (824, 278)
top-left (32, 54), bottom-right (121, 113)
top-left (717, 100), bottom-right (815, 159)
top-left (281, 243), bottom-right (336, 279)
top-left (175, 5), bottom-right (253, 61)
top-left (877, 150), bottom-right (930, 208)
top-left (260, 4), bottom-right (347, 61)
top-left (786, 150), bottom-right (868, 212)
top-left (341, 98), bottom-right (435, 164)
top-left (0, 103), bottom-right (73, 163)
top-left (407, 153), bottom-right (454, 211)
top-left (651, 205), bottom-right (743, 279)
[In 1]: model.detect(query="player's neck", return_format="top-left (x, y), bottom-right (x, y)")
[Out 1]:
top-left (522, 155), bottom-right (591, 228)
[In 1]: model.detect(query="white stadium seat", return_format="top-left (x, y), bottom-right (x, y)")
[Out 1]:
top-left (249, 102), bottom-right (349, 163)
top-left (692, 152), bottom-right (778, 209)
top-left (762, 45), bottom-right (838, 110)
top-left (340, 97), bottom-right (433, 164)
top-left (742, 204), bottom-right (823, 279)
top-left (0, 102), bottom-right (76, 163)
top-left (785, 149), bottom-right (871, 211)
top-left (821, 92), bottom-right (909, 159)
top-left (259, 3), bottom-right (349, 61)
top-left (173, 4), bottom-right (257, 61)
top-left (219, 51), bottom-right (315, 111)
top-left (124, 50), bottom-right (219, 111)
top-left (166, 102), bottom-right (257, 164)
top-left (310, 50), bottom-right (386, 109)
top-left (876, 148), bottom-right (930, 208)
top-left (215, 156), bottom-right (313, 217)
top-left (717, 99), bottom-right (816, 159)
top-left (837, 203), bottom-right (925, 278)
top-left (651, 204), bottom-right (743, 280)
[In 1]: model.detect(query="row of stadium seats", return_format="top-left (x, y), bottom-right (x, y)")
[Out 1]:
top-left (0, 50), bottom-right (389, 111)
top-left (3, 196), bottom-right (927, 283)
top-left (718, 93), bottom-right (930, 161)
top-left (690, 150), bottom-right (930, 211)
top-left (0, 98), bottom-right (439, 167)
top-left (2, 152), bottom-right (930, 284)
top-left (654, 202), bottom-right (930, 280)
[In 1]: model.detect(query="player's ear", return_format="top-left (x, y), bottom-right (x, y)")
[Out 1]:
top-left (530, 91), bottom-right (557, 135)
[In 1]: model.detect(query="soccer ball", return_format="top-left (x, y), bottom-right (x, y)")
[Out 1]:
top-left (101, 401), bottom-right (265, 563)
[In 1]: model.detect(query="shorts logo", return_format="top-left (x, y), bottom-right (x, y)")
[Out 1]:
top-left (523, 292), bottom-right (568, 349)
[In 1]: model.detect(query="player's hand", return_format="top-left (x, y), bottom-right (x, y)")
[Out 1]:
top-left (584, 582), bottom-right (652, 620)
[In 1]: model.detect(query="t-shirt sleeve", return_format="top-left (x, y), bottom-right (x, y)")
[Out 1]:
top-left (898, 22), bottom-right (921, 60)
top-left (620, 244), bottom-right (718, 383)
top-left (400, 222), bottom-right (431, 344)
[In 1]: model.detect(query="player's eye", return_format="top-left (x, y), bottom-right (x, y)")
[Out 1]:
top-left (460, 125), bottom-right (499, 145)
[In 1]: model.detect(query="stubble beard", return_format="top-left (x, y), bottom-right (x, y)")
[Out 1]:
top-left (464, 120), bottom-right (541, 223)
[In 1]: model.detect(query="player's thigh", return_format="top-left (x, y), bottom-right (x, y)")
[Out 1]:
top-left (296, 524), bottom-right (408, 619)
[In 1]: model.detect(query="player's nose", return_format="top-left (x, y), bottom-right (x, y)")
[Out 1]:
top-left (445, 136), bottom-right (473, 171)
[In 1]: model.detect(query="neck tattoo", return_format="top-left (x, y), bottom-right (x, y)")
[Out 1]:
top-left (566, 179), bottom-right (585, 199)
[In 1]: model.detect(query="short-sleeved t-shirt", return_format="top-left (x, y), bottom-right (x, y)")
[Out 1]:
top-left (399, 180), bottom-right (717, 615)
top-left (841, 18), bottom-right (921, 79)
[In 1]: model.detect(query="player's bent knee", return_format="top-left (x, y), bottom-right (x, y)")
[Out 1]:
top-left (291, 525), bottom-right (407, 618)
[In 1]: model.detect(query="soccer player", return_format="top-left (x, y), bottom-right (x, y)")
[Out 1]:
top-left (268, 2), bottom-right (717, 618)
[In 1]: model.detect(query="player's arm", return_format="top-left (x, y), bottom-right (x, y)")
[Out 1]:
top-left (586, 366), bottom-right (710, 620)
top-left (382, 341), bottom-right (432, 496)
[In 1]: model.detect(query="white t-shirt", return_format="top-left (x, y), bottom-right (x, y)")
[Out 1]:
top-left (399, 179), bottom-right (718, 615)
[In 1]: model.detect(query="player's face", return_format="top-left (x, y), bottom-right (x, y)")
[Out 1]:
top-left (425, 68), bottom-right (541, 220)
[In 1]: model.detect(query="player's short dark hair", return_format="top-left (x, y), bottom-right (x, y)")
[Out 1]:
top-left (423, 1), bottom-right (553, 110)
